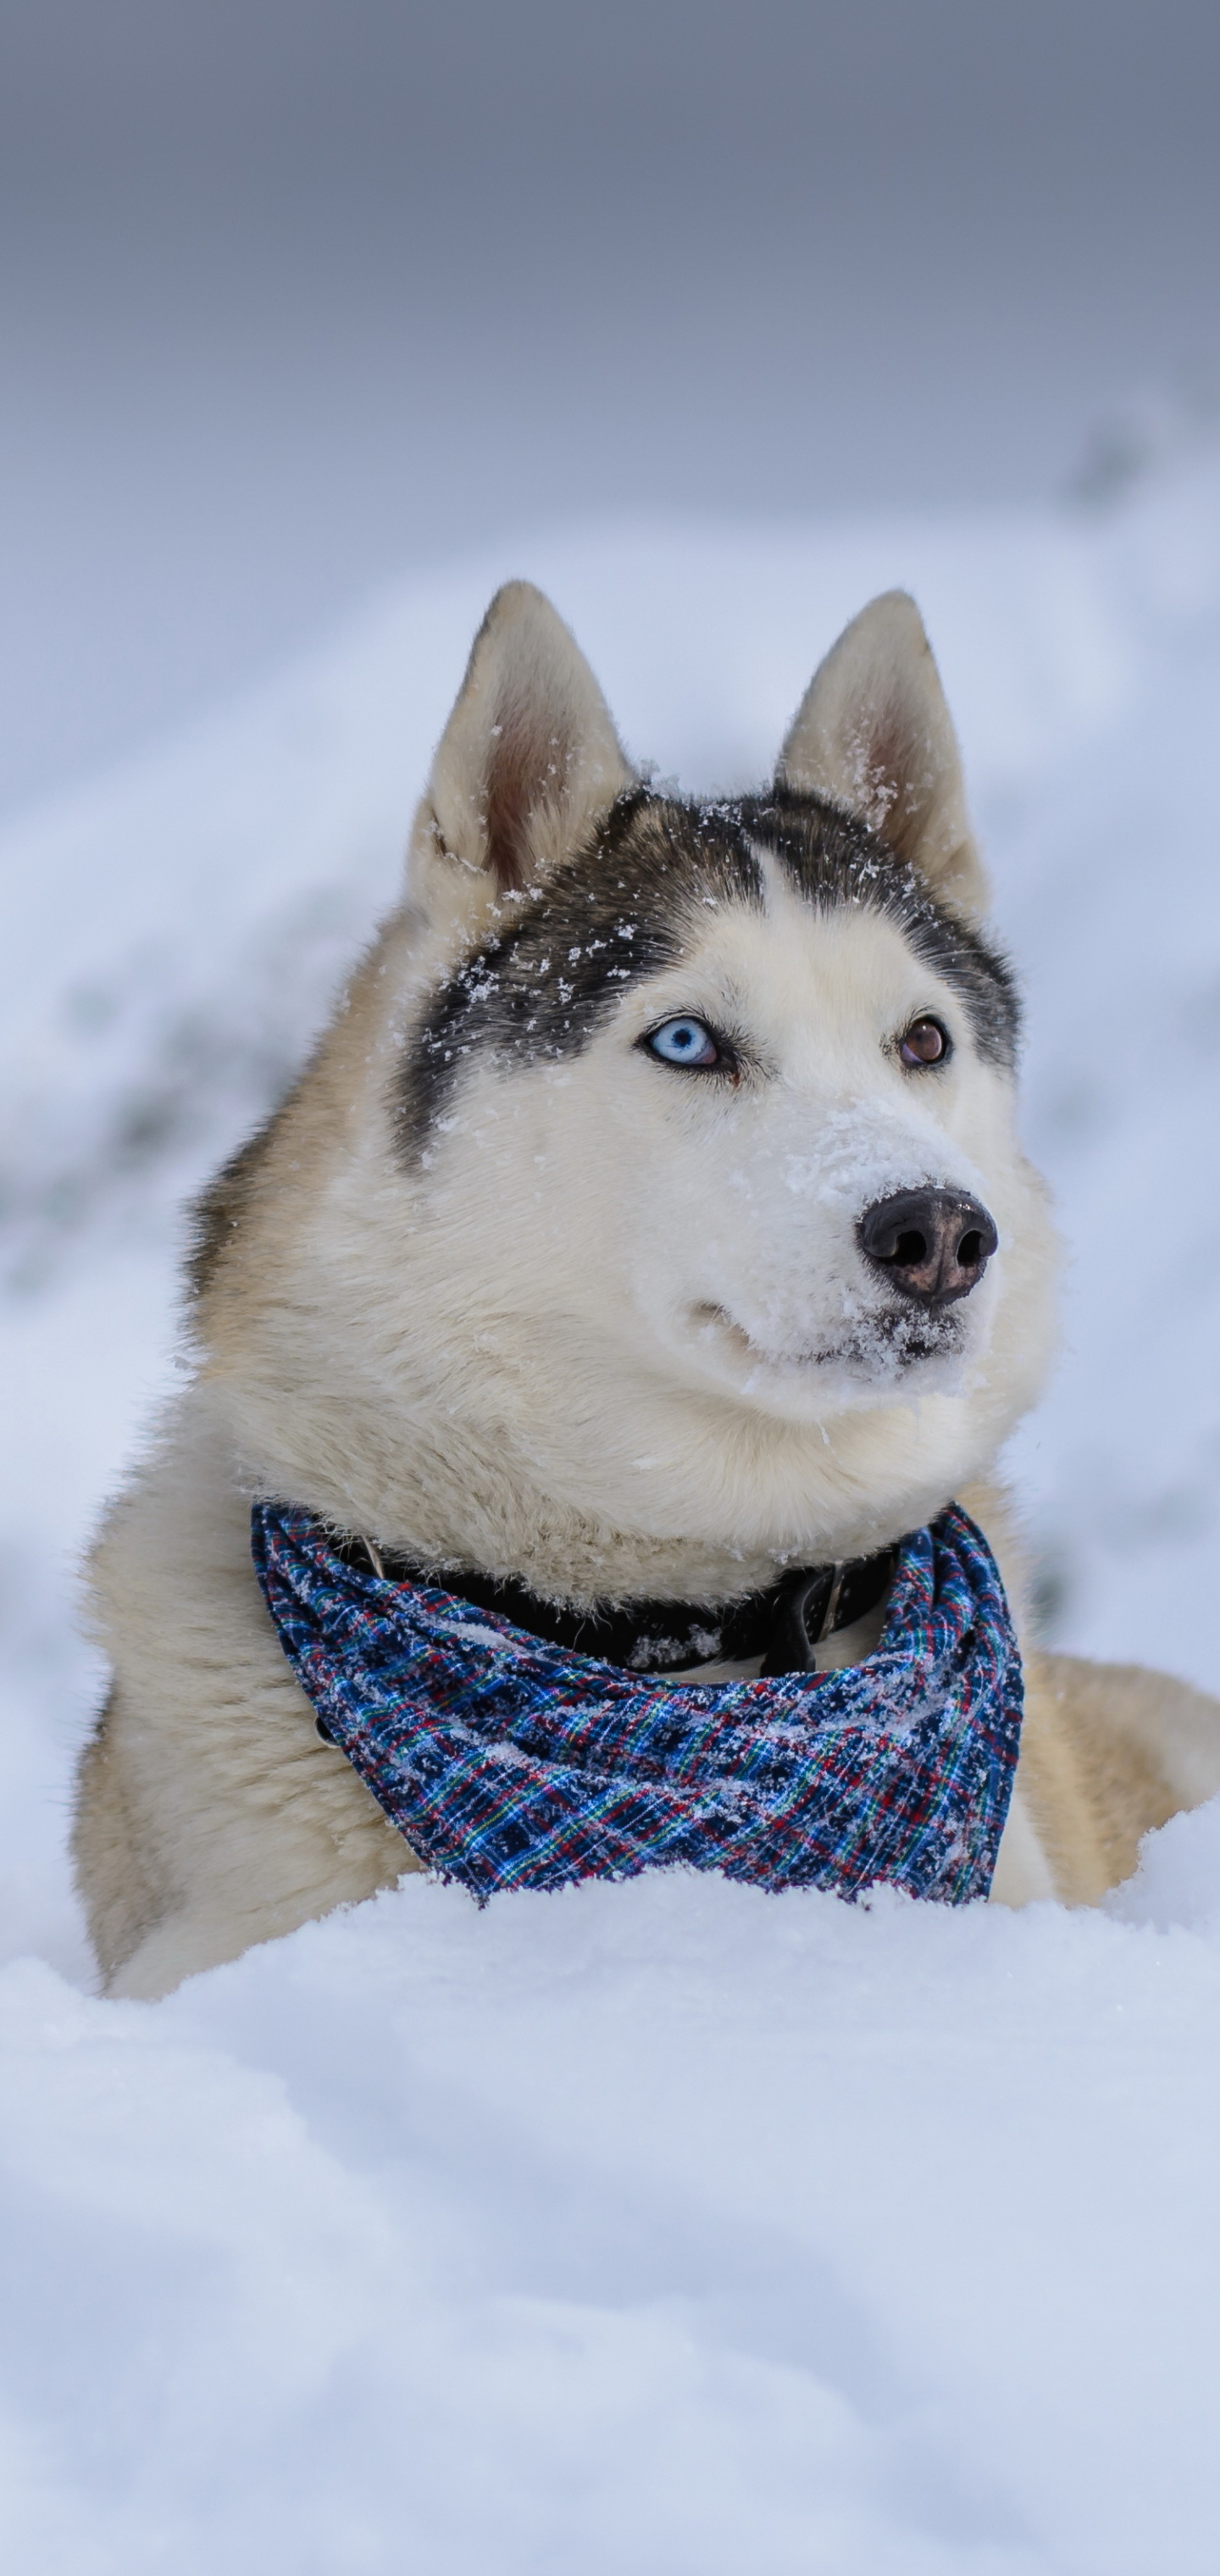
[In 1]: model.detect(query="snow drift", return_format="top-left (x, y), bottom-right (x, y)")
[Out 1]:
top-left (3, 462), bottom-right (1220, 2568)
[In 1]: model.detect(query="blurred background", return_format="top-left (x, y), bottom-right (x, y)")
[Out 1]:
top-left (2, 0), bottom-right (1219, 819)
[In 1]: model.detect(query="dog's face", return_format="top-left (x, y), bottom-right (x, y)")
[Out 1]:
top-left (404, 791), bottom-right (1029, 1438)
top-left (200, 580), bottom-right (1057, 1582)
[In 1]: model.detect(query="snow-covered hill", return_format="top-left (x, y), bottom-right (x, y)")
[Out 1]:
top-left (3, 471), bottom-right (1220, 2568)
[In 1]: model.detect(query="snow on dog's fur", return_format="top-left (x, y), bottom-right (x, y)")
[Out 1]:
top-left (74, 584), bottom-right (1220, 1996)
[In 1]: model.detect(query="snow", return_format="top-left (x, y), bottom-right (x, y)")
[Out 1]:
top-left (6, 1873), bottom-right (1220, 2573)
top-left (3, 464), bottom-right (1220, 2565)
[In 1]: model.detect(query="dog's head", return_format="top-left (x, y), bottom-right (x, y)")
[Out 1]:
top-left (201, 583), bottom-right (1057, 1587)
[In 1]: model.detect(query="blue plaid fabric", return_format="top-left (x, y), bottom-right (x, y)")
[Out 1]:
top-left (252, 1500), bottom-right (1022, 1905)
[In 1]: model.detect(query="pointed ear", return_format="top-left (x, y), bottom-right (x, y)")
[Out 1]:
top-left (418, 582), bottom-right (634, 909)
top-left (777, 591), bottom-right (988, 914)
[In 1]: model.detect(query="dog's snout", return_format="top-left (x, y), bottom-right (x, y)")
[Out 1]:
top-left (857, 1188), bottom-right (998, 1304)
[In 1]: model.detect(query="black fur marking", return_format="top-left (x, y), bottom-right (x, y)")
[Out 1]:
top-left (397, 786), bottom-right (1019, 1163)
top-left (187, 1105), bottom-right (287, 1300)
top-left (746, 786), bottom-right (1021, 1071)
top-left (397, 790), bottom-right (764, 1160)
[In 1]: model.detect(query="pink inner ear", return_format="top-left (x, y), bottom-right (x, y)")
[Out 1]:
top-left (856, 701), bottom-right (934, 868)
top-left (484, 699), bottom-right (565, 893)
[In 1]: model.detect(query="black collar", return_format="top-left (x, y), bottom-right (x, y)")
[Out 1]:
top-left (334, 1535), bottom-right (898, 1678)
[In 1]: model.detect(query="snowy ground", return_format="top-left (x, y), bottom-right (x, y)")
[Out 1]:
top-left (3, 465), bottom-right (1220, 2568)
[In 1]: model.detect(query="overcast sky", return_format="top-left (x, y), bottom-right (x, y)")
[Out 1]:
top-left (1, 0), bottom-right (1217, 813)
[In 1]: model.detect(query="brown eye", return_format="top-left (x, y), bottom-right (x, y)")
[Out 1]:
top-left (899, 1016), bottom-right (950, 1068)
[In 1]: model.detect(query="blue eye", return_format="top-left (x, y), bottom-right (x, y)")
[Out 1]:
top-left (646, 1016), bottom-right (721, 1069)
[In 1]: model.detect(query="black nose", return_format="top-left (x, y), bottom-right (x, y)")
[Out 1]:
top-left (857, 1188), bottom-right (998, 1304)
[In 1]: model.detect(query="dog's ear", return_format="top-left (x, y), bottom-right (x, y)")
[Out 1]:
top-left (777, 591), bottom-right (988, 914)
top-left (417, 583), bottom-right (634, 913)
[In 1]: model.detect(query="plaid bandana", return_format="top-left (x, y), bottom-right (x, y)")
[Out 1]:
top-left (252, 1499), bottom-right (1022, 1905)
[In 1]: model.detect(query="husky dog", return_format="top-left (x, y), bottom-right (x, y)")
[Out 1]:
top-left (75, 583), bottom-right (1220, 1998)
